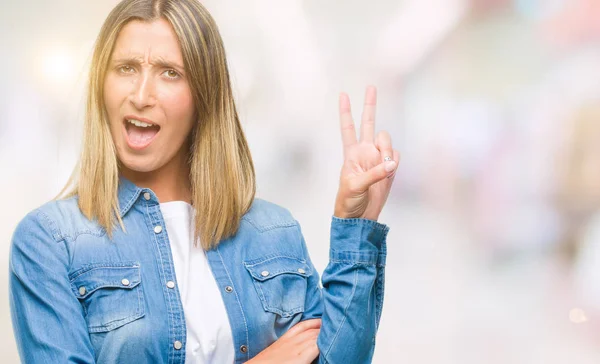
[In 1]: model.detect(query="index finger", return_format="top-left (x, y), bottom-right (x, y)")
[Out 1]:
top-left (339, 92), bottom-right (357, 153)
top-left (285, 319), bottom-right (322, 337)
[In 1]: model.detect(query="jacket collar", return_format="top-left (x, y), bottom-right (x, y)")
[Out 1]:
top-left (117, 175), bottom-right (143, 217)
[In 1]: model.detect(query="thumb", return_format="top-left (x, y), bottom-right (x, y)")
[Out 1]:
top-left (354, 160), bottom-right (397, 191)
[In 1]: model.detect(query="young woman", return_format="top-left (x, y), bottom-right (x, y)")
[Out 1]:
top-left (9, 1), bottom-right (399, 363)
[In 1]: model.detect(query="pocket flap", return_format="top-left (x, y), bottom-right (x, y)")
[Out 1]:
top-left (70, 263), bottom-right (141, 299)
top-left (244, 256), bottom-right (311, 282)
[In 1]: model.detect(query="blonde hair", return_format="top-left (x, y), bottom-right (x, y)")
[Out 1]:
top-left (58, 0), bottom-right (256, 250)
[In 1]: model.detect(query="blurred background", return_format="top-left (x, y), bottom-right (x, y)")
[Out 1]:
top-left (1, 0), bottom-right (600, 362)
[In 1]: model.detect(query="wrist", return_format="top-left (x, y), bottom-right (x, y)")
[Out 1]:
top-left (333, 206), bottom-right (378, 221)
top-left (333, 209), bottom-right (350, 219)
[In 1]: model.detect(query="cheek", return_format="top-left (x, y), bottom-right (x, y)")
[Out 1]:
top-left (160, 87), bottom-right (195, 129)
top-left (103, 75), bottom-right (127, 125)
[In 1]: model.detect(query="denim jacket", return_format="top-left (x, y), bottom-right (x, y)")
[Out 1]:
top-left (9, 177), bottom-right (389, 364)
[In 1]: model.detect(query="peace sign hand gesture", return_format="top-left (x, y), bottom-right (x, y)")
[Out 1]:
top-left (333, 86), bottom-right (399, 222)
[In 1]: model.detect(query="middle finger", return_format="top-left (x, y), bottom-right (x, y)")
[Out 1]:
top-left (360, 85), bottom-right (377, 143)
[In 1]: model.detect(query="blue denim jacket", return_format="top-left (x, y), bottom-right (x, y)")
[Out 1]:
top-left (9, 177), bottom-right (389, 364)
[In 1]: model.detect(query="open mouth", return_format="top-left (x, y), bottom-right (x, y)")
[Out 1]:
top-left (123, 117), bottom-right (161, 150)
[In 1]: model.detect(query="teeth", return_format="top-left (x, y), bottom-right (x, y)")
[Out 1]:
top-left (127, 119), bottom-right (154, 128)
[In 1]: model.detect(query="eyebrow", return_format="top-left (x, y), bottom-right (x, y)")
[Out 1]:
top-left (111, 55), bottom-right (185, 73)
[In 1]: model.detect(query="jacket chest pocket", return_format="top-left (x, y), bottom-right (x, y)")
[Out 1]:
top-left (244, 256), bottom-right (311, 318)
top-left (69, 263), bottom-right (145, 333)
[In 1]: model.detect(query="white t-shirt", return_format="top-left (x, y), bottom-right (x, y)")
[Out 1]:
top-left (160, 201), bottom-right (234, 364)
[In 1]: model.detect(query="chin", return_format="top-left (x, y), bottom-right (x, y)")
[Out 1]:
top-left (118, 152), bottom-right (161, 174)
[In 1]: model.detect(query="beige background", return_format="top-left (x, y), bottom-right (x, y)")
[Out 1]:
top-left (2, 0), bottom-right (600, 362)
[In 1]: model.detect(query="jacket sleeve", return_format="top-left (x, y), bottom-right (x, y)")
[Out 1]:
top-left (300, 216), bottom-right (389, 364)
top-left (9, 210), bottom-right (96, 363)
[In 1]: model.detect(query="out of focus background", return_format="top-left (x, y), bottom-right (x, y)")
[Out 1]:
top-left (2, 0), bottom-right (600, 362)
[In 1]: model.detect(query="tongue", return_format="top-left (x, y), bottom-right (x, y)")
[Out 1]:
top-left (127, 125), bottom-right (159, 146)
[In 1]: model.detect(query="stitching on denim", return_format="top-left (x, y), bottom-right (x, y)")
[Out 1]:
top-left (241, 216), bottom-right (298, 233)
top-left (217, 247), bottom-right (250, 360)
top-left (244, 255), bottom-right (308, 268)
top-left (137, 271), bottom-right (145, 321)
top-left (331, 216), bottom-right (390, 231)
top-left (245, 255), bottom-right (309, 317)
top-left (89, 308), bottom-right (138, 328)
top-left (59, 229), bottom-right (107, 243)
top-left (263, 303), bottom-right (304, 317)
top-left (34, 210), bottom-right (75, 272)
top-left (145, 203), bottom-right (174, 364)
top-left (161, 211), bottom-right (186, 363)
top-left (251, 276), bottom-right (307, 317)
top-left (88, 310), bottom-right (143, 333)
top-left (324, 268), bottom-right (359, 359)
top-left (84, 278), bottom-right (145, 333)
top-left (36, 210), bottom-right (61, 242)
top-left (254, 278), bottom-right (268, 312)
top-left (81, 300), bottom-right (88, 316)
top-left (37, 205), bottom-right (107, 242)
top-left (375, 266), bottom-right (385, 331)
top-left (69, 263), bottom-right (140, 281)
top-left (73, 281), bottom-right (140, 298)
top-left (329, 250), bottom-right (378, 265)
top-left (119, 186), bottom-right (141, 217)
top-left (377, 252), bottom-right (387, 268)
top-left (36, 206), bottom-right (109, 243)
top-left (329, 259), bottom-right (376, 266)
top-left (247, 268), bottom-right (310, 281)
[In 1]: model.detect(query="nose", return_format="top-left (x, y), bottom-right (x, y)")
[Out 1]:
top-left (129, 71), bottom-right (156, 110)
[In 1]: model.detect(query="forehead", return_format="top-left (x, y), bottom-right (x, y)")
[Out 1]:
top-left (111, 18), bottom-right (183, 62)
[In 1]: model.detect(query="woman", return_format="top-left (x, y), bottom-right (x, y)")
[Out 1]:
top-left (9, 0), bottom-right (399, 363)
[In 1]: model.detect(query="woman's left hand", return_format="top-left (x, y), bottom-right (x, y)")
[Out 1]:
top-left (334, 86), bottom-right (399, 221)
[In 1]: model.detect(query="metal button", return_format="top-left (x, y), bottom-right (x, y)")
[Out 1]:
top-left (240, 345), bottom-right (248, 353)
top-left (154, 225), bottom-right (162, 234)
top-left (143, 192), bottom-right (151, 200)
top-left (225, 286), bottom-right (233, 293)
top-left (166, 281), bottom-right (175, 289)
top-left (78, 286), bottom-right (86, 296)
top-left (261, 271), bottom-right (269, 277)
top-left (173, 341), bottom-right (182, 350)
top-left (121, 278), bottom-right (130, 286)
top-left (297, 268), bottom-right (306, 274)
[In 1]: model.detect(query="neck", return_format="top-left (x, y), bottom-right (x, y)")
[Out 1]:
top-left (120, 151), bottom-right (192, 204)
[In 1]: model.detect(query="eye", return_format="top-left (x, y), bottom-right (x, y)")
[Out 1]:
top-left (164, 69), bottom-right (179, 79)
top-left (118, 65), bottom-right (135, 74)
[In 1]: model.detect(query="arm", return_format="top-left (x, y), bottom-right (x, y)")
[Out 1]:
top-left (307, 85), bottom-right (398, 363)
top-left (9, 210), bottom-right (96, 363)
top-left (250, 85), bottom-right (397, 364)
top-left (301, 217), bottom-right (388, 364)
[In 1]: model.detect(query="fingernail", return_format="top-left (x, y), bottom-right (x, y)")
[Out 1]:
top-left (384, 161), bottom-right (396, 172)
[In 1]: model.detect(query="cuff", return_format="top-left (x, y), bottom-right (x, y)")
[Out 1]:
top-left (330, 217), bottom-right (389, 267)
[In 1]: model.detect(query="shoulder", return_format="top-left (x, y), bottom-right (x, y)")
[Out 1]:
top-left (14, 197), bottom-right (105, 244)
top-left (241, 198), bottom-right (299, 233)
top-left (10, 199), bottom-right (88, 275)
top-left (234, 199), bottom-right (310, 261)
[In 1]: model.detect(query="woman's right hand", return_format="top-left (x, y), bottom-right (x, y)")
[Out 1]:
top-left (246, 319), bottom-right (321, 364)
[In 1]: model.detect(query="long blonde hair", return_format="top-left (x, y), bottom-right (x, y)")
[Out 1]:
top-left (58, 0), bottom-right (256, 250)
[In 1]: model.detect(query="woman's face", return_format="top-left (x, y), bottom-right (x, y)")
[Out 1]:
top-left (104, 18), bottom-right (195, 175)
